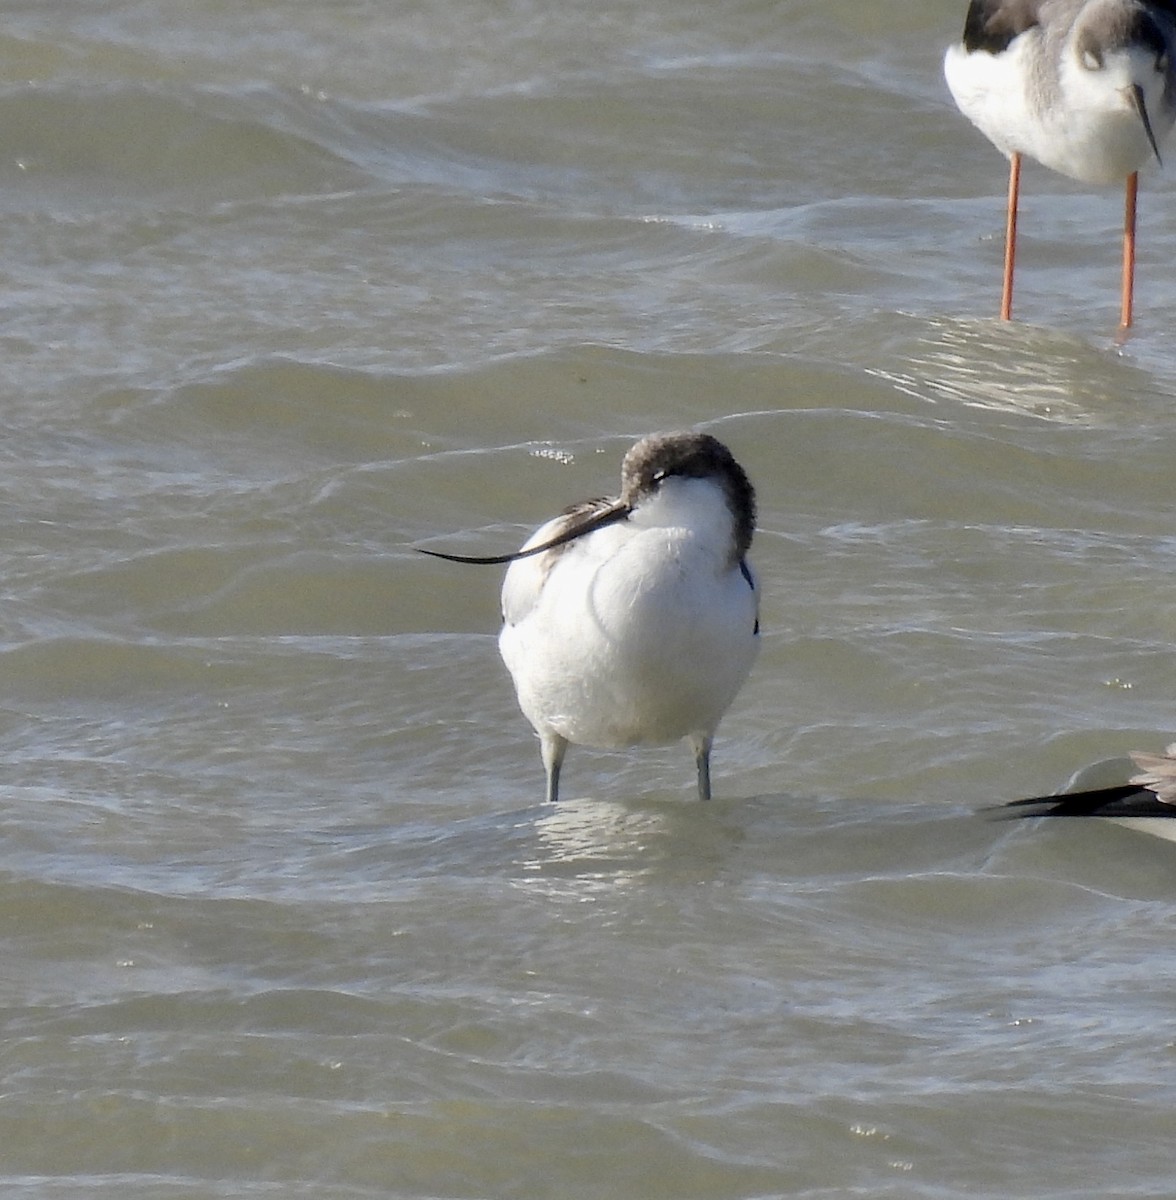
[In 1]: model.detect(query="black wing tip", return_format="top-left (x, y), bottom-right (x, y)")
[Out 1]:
top-left (997, 784), bottom-right (1171, 820)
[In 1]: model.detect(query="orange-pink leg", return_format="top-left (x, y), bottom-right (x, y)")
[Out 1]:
top-left (1000, 151), bottom-right (1021, 321)
top-left (1119, 171), bottom-right (1139, 334)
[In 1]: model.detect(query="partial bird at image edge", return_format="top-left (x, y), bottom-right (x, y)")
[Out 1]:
top-left (1002, 742), bottom-right (1176, 841)
top-left (943, 0), bottom-right (1176, 331)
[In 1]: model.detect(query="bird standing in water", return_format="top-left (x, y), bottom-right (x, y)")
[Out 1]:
top-left (944, 0), bottom-right (1176, 330)
top-left (419, 431), bottom-right (760, 803)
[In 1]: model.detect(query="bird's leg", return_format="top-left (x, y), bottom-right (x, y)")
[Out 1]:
top-left (692, 733), bottom-right (714, 801)
top-left (1119, 171), bottom-right (1139, 336)
top-left (1000, 151), bottom-right (1021, 321)
top-left (541, 732), bottom-right (567, 803)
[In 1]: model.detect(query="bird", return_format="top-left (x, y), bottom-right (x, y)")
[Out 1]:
top-left (1003, 742), bottom-right (1176, 840)
top-left (418, 431), bottom-right (760, 803)
top-left (943, 0), bottom-right (1176, 330)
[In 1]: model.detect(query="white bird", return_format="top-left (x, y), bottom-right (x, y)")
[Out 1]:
top-left (944, 0), bottom-right (1176, 329)
top-left (1005, 742), bottom-right (1176, 840)
top-left (419, 431), bottom-right (760, 803)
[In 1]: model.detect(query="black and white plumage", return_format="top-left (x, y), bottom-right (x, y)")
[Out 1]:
top-left (944, 0), bottom-right (1176, 327)
top-left (420, 431), bottom-right (760, 803)
top-left (1004, 743), bottom-right (1176, 840)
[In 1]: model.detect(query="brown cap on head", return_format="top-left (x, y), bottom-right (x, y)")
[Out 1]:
top-left (620, 431), bottom-right (756, 560)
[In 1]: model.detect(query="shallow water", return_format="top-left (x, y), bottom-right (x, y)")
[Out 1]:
top-left (2, 1), bottom-right (1176, 1197)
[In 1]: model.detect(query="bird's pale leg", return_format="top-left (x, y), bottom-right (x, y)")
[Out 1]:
top-left (692, 733), bottom-right (713, 801)
top-left (1119, 171), bottom-right (1139, 335)
top-left (1000, 151), bottom-right (1021, 321)
top-left (541, 732), bottom-right (567, 803)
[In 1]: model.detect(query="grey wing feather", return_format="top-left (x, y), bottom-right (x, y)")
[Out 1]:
top-left (961, 0), bottom-right (1045, 53)
top-left (1128, 743), bottom-right (1176, 806)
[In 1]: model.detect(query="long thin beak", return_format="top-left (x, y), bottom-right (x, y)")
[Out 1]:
top-left (416, 499), bottom-right (631, 565)
top-left (1129, 83), bottom-right (1163, 166)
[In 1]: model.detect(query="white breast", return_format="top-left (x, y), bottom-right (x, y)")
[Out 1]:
top-left (498, 477), bottom-right (759, 750)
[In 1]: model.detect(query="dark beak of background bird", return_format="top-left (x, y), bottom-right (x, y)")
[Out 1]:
top-left (1130, 82), bottom-right (1164, 164)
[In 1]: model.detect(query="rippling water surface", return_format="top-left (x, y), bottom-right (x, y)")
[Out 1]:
top-left (3, 1), bottom-right (1176, 1197)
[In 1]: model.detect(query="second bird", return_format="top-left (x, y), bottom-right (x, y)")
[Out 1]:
top-left (944, 0), bottom-right (1176, 329)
